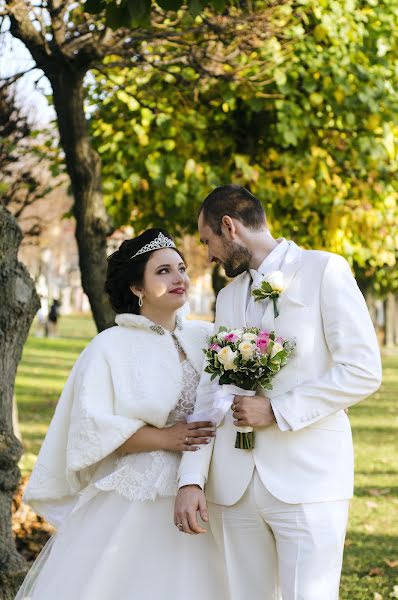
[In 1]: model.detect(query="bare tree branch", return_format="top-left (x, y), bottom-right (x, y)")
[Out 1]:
top-left (6, 0), bottom-right (52, 68)
top-left (0, 66), bottom-right (39, 89)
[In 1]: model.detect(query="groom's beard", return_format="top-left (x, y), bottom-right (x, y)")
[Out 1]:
top-left (222, 240), bottom-right (252, 278)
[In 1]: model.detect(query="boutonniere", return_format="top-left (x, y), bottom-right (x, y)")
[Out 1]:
top-left (251, 271), bottom-right (286, 318)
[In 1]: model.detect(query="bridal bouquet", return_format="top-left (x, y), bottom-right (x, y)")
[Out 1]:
top-left (204, 327), bottom-right (295, 449)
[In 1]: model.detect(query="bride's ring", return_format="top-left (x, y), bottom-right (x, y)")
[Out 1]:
top-left (185, 436), bottom-right (189, 444)
top-left (232, 403), bottom-right (236, 412)
top-left (177, 523), bottom-right (183, 530)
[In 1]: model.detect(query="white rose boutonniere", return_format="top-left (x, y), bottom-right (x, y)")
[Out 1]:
top-left (251, 270), bottom-right (286, 318)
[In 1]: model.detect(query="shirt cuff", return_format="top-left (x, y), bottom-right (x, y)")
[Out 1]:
top-left (178, 474), bottom-right (205, 490)
top-left (270, 400), bottom-right (292, 432)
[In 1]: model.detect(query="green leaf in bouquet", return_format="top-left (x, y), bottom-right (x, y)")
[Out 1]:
top-left (210, 373), bottom-right (218, 381)
top-left (268, 362), bottom-right (279, 372)
top-left (247, 327), bottom-right (260, 334)
top-left (272, 350), bottom-right (287, 361)
top-left (261, 381), bottom-right (273, 391)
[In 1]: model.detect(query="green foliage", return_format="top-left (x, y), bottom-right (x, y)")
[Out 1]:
top-left (87, 2), bottom-right (291, 233)
top-left (84, 0), bottom-right (232, 28)
top-left (257, 0), bottom-right (398, 294)
top-left (87, 0), bottom-right (398, 294)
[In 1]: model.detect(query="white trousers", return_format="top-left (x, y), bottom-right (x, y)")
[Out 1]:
top-left (208, 471), bottom-right (349, 600)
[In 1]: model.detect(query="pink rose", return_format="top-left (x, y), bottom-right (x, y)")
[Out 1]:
top-left (256, 337), bottom-right (270, 354)
top-left (276, 336), bottom-right (284, 345)
top-left (210, 343), bottom-right (221, 351)
top-left (258, 331), bottom-right (270, 339)
top-left (224, 333), bottom-right (239, 343)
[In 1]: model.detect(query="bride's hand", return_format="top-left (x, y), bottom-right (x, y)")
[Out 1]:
top-left (161, 421), bottom-right (216, 452)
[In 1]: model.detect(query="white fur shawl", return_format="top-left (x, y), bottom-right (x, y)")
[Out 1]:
top-left (24, 314), bottom-right (212, 523)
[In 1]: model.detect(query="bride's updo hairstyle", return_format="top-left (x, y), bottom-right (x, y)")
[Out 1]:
top-left (105, 227), bottom-right (185, 315)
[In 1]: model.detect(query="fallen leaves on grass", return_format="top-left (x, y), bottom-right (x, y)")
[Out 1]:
top-left (369, 567), bottom-right (384, 577)
top-left (13, 475), bottom-right (54, 563)
top-left (367, 488), bottom-right (391, 496)
top-left (384, 559), bottom-right (398, 568)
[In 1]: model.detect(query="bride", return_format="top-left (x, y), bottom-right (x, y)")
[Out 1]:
top-left (16, 228), bottom-right (227, 600)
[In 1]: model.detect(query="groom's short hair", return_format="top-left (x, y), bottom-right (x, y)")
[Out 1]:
top-left (200, 185), bottom-right (266, 235)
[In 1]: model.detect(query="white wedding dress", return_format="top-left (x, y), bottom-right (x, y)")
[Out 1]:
top-left (15, 360), bottom-right (227, 600)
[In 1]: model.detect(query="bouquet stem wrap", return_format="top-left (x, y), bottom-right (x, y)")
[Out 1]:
top-left (223, 385), bottom-right (256, 449)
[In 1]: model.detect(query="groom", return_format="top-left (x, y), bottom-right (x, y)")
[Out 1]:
top-left (175, 185), bottom-right (382, 599)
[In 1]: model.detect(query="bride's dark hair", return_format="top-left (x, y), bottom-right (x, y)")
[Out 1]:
top-left (105, 228), bottom-right (185, 315)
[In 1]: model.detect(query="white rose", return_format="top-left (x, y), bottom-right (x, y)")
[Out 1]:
top-left (242, 332), bottom-right (258, 342)
top-left (266, 270), bottom-right (285, 293)
top-left (270, 342), bottom-right (284, 358)
top-left (239, 341), bottom-right (255, 361)
top-left (217, 346), bottom-right (238, 371)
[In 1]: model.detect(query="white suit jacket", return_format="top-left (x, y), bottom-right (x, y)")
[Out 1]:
top-left (178, 241), bottom-right (382, 505)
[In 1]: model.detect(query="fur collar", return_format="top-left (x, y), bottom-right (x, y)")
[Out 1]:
top-left (114, 301), bottom-right (191, 332)
top-left (115, 312), bottom-right (183, 333)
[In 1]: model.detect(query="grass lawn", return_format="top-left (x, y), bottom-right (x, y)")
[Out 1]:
top-left (15, 315), bottom-right (398, 599)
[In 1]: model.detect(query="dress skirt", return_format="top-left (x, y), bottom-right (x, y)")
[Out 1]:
top-left (15, 489), bottom-right (227, 600)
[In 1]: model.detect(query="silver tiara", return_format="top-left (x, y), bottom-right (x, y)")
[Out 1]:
top-left (130, 232), bottom-right (176, 260)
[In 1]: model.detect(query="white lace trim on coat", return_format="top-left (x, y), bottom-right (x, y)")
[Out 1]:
top-left (92, 360), bottom-right (199, 502)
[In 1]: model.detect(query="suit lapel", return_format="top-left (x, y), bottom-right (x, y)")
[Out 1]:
top-left (260, 241), bottom-right (305, 332)
top-left (278, 241), bottom-right (305, 311)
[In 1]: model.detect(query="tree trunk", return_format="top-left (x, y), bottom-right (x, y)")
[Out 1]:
top-left (384, 293), bottom-right (396, 348)
top-left (364, 289), bottom-right (377, 327)
top-left (6, 1), bottom-right (115, 333)
top-left (0, 206), bottom-right (40, 599)
top-left (395, 294), bottom-right (398, 346)
top-left (49, 69), bottom-right (115, 332)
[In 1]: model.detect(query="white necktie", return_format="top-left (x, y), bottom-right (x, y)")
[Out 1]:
top-left (246, 270), bottom-right (268, 329)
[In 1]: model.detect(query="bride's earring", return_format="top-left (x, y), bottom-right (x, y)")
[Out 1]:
top-left (138, 293), bottom-right (143, 308)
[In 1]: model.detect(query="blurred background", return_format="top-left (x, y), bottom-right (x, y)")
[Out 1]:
top-left (0, 0), bottom-right (397, 598)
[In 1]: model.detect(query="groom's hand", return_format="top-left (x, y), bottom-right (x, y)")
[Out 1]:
top-left (174, 485), bottom-right (208, 535)
top-left (233, 395), bottom-right (276, 428)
